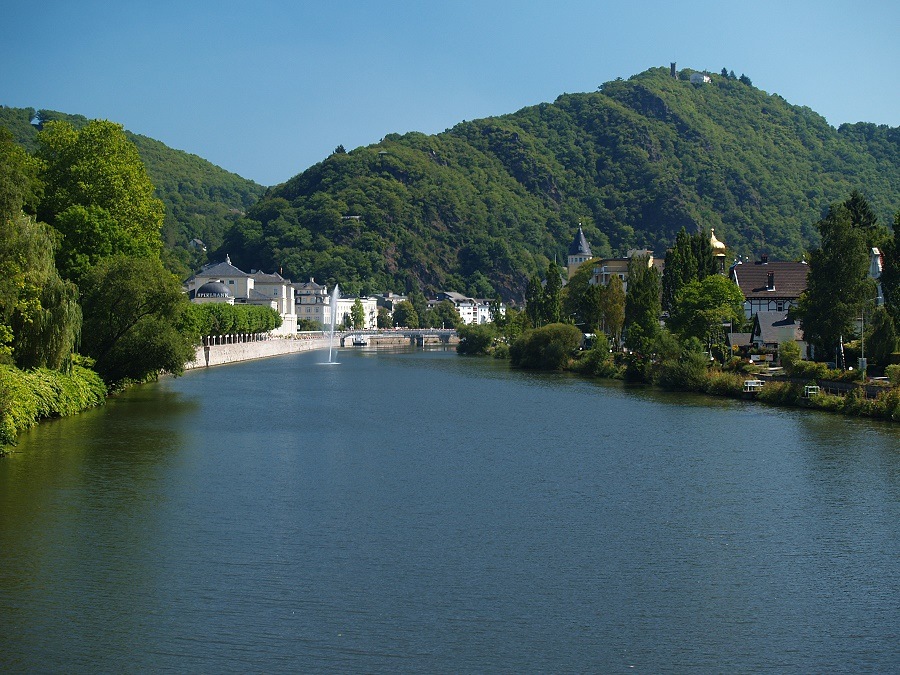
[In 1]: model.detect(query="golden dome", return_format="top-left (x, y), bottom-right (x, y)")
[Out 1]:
top-left (710, 228), bottom-right (726, 251)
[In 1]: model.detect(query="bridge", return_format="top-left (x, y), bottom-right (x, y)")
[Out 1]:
top-left (339, 328), bottom-right (458, 347)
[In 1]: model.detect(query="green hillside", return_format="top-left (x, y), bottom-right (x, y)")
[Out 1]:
top-left (0, 105), bottom-right (266, 273)
top-left (222, 66), bottom-right (898, 300)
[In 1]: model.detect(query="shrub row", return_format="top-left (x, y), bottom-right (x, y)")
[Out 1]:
top-left (0, 361), bottom-right (107, 448)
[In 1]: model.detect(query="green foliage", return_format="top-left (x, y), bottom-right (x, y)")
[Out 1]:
top-left (572, 334), bottom-right (623, 378)
top-left (426, 299), bottom-right (462, 329)
top-left (185, 302), bottom-right (282, 337)
top-left (884, 364), bottom-right (900, 386)
top-left (0, 127), bottom-right (42, 221)
top-left (350, 298), bottom-right (366, 329)
top-left (80, 255), bottom-right (198, 385)
top-left (0, 361), bottom-right (106, 447)
top-left (779, 340), bottom-right (802, 371)
top-left (509, 322), bottom-right (582, 370)
top-left (867, 306), bottom-right (898, 368)
top-left (624, 256), bottom-right (661, 345)
top-left (457, 323), bottom-right (499, 355)
top-left (798, 196), bottom-right (877, 359)
top-left (205, 67), bottom-right (900, 300)
top-left (1, 106), bottom-right (265, 278)
top-left (0, 213), bottom-right (81, 369)
top-left (376, 307), bottom-right (393, 329)
top-left (667, 274), bottom-right (744, 351)
top-left (392, 300), bottom-right (419, 328)
top-left (36, 120), bottom-right (165, 265)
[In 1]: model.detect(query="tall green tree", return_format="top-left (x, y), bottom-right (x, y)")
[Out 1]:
top-left (0, 128), bottom-right (43, 222)
top-left (601, 275), bottom-right (626, 346)
top-left (36, 119), bottom-right (165, 280)
top-left (392, 300), bottom-right (419, 328)
top-left (427, 299), bottom-right (462, 328)
top-left (0, 213), bottom-right (81, 369)
top-left (880, 211), bottom-right (900, 323)
top-left (562, 259), bottom-right (601, 331)
top-left (866, 306), bottom-right (897, 368)
top-left (667, 275), bottom-right (744, 353)
top-left (661, 227), bottom-right (696, 311)
top-left (524, 274), bottom-right (542, 327)
top-left (80, 255), bottom-right (197, 385)
top-left (624, 256), bottom-right (661, 345)
top-left (797, 200), bottom-right (876, 360)
top-left (540, 261), bottom-right (563, 325)
top-left (350, 298), bottom-right (366, 329)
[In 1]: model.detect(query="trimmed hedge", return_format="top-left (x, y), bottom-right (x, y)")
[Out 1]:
top-left (0, 362), bottom-right (107, 448)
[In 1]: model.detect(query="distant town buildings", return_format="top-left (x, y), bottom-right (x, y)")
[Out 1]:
top-left (186, 256), bottom-right (297, 334)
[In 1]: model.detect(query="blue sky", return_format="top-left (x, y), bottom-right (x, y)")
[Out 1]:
top-left (2, 0), bottom-right (897, 186)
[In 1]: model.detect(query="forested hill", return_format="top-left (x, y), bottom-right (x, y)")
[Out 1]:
top-left (222, 66), bottom-right (898, 300)
top-left (0, 105), bottom-right (266, 274)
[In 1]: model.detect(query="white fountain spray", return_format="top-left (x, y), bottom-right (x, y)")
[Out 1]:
top-left (326, 283), bottom-right (340, 364)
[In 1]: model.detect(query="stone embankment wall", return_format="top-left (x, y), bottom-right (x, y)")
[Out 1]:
top-left (185, 336), bottom-right (333, 369)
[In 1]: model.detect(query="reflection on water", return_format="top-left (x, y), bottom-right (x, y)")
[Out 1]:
top-left (1, 348), bottom-right (898, 672)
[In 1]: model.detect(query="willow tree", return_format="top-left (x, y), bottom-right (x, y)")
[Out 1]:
top-left (0, 214), bottom-right (81, 369)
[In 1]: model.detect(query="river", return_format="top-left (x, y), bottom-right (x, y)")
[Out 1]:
top-left (1, 347), bottom-right (898, 672)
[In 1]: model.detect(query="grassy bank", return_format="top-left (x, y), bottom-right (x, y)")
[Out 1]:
top-left (0, 361), bottom-right (107, 452)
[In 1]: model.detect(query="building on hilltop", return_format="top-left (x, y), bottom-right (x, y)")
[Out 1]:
top-left (567, 225), bottom-right (594, 279)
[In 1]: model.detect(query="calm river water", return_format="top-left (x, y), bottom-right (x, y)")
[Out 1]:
top-left (1, 347), bottom-right (899, 672)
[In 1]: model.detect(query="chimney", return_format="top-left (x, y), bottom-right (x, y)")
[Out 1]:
top-left (767, 272), bottom-right (775, 291)
top-left (760, 254), bottom-right (769, 264)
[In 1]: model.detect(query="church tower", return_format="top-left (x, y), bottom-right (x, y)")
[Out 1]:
top-left (567, 225), bottom-right (593, 279)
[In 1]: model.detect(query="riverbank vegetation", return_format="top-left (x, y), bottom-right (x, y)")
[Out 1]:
top-left (1, 121), bottom-right (203, 449)
top-left (460, 192), bottom-right (899, 422)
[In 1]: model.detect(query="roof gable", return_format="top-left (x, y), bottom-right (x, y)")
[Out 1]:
top-left (731, 261), bottom-right (808, 299)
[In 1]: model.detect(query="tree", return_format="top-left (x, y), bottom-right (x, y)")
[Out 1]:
top-left (668, 275), bottom-right (744, 354)
top-left (739, 74), bottom-right (752, 86)
top-left (36, 119), bottom-right (165, 279)
top-left (562, 258), bottom-right (601, 331)
top-left (866, 306), bottom-right (897, 368)
top-left (601, 275), bottom-right (626, 346)
top-left (392, 300), bottom-right (419, 328)
top-left (540, 261), bottom-right (563, 325)
top-left (661, 227), bottom-right (696, 311)
top-left (624, 255), bottom-right (661, 346)
top-left (350, 298), bottom-right (365, 329)
top-left (0, 128), bottom-right (42, 223)
top-left (797, 200), bottom-right (875, 360)
top-left (524, 274), bottom-right (542, 327)
top-left (377, 307), bottom-right (393, 329)
top-left (428, 299), bottom-right (462, 329)
top-left (881, 212), bottom-right (900, 323)
top-left (333, 144), bottom-right (346, 154)
top-left (80, 255), bottom-right (198, 385)
top-left (0, 213), bottom-right (81, 369)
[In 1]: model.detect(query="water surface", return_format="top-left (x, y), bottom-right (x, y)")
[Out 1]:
top-left (1, 348), bottom-right (898, 672)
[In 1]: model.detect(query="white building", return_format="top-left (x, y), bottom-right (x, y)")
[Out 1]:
top-left (186, 256), bottom-right (297, 334)
top-left (436, 292), bottom-right (505, 325)
top-left (690, 72), bottom-right (711, 84)
top-left (294, 278), bottom-right (332, 328)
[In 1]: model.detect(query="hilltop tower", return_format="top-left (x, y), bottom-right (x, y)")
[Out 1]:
top-left (567, 225), bottom-right (593, 279)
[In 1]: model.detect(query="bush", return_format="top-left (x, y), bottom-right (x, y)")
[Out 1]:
top-left (886, 364), bottom-right (900, 386)
top-left (510, 323), bottom-right (583, 370)
top-left (457, 323), bottom-right (498, 356)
